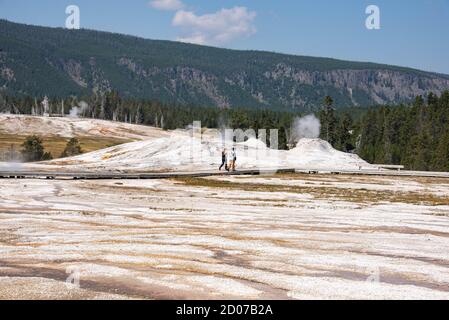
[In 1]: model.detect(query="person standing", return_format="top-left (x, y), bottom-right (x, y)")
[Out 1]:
top-left (219, 148), bottom-right (228, 171)
top-left (230, 147), bottom-right (237, 172)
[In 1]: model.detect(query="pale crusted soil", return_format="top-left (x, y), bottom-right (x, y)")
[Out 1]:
top-left (1, 174), bottom-right (449, 300)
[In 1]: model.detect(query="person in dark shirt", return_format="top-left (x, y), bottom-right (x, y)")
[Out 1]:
top-left (219, 148), bottom-right (229, 171)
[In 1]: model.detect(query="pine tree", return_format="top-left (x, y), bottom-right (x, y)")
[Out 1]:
top-left (42, 152), bottom-right (53, 161)
top-left (336, 112), bottom-right (353, 152)
top-left (21, 136), bottom-right (45, 162)
top-left (319, 96), bottom-right (338, 146)
top-left (61, 138), bottom-right (83, 158)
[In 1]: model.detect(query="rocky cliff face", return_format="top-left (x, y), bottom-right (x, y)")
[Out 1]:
top-left (105, 59), bottom-right (449, 109)
top-left (260, 64), bottom-right (449, 106)
top-left (1, 19), bottom-right (448, 110)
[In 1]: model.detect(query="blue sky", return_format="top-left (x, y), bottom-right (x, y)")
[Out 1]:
top-left (1, 0), bottom-right (448, 74)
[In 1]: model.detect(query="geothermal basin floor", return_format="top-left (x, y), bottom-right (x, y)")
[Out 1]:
top-left (1, 173), bottom-right (449, 299)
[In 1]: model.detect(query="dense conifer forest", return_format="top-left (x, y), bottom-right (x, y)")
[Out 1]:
top-left (2, 19), bottom-right (449, 110)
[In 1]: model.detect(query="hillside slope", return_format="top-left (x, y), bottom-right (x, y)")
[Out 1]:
top-left (1, 19), bottom-right (449, 110)
top-left (0, 114), bottom-right (168, 140)
top-left (0, 114), bottom-right (168, 160)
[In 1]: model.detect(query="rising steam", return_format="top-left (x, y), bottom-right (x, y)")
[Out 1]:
top-left (69, 101), bottom-right (89, 118)
top-left (290, 114), bottom-right (321, 145)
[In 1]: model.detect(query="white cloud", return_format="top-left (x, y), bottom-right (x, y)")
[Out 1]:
top-left (150, 0), bottom-right (184, 11)
top-left (172, 6), bottom-right (257, 46)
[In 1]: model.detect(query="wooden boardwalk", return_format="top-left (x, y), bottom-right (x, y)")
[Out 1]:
top-left (1, 167), bottom-right (449, 180)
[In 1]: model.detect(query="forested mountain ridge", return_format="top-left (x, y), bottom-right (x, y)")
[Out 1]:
top-left (1, 19), bottom-right (449, 110)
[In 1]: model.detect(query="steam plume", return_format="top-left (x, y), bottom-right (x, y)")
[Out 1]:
top-left (69, 101), bottom-right (89, 118)
top-left (290, 114), bottom-right (321, 144)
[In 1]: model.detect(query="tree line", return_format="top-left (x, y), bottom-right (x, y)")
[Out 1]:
top-left (357, 91), bottom-right (449, 171)
top-left (1, 90), bottom-right (449, 171)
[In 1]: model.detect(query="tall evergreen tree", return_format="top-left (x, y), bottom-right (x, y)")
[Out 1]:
top-left (21, 136), bottom-right (45, 162)
top-left (61, 138), bottom-right (83, 158)
top-left (336, 112), bottom-right (353, 152)
top-left (319, 96), bottom-right (338, 145)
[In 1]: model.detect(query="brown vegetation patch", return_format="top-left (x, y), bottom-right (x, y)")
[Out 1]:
top-left (175, 177), bottom-right (449, 206)
top-left (0, 133), bottom-right (130, 160)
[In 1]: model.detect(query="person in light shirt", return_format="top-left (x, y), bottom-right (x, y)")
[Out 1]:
top-left (229, 147), bottom-right (237, 172)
